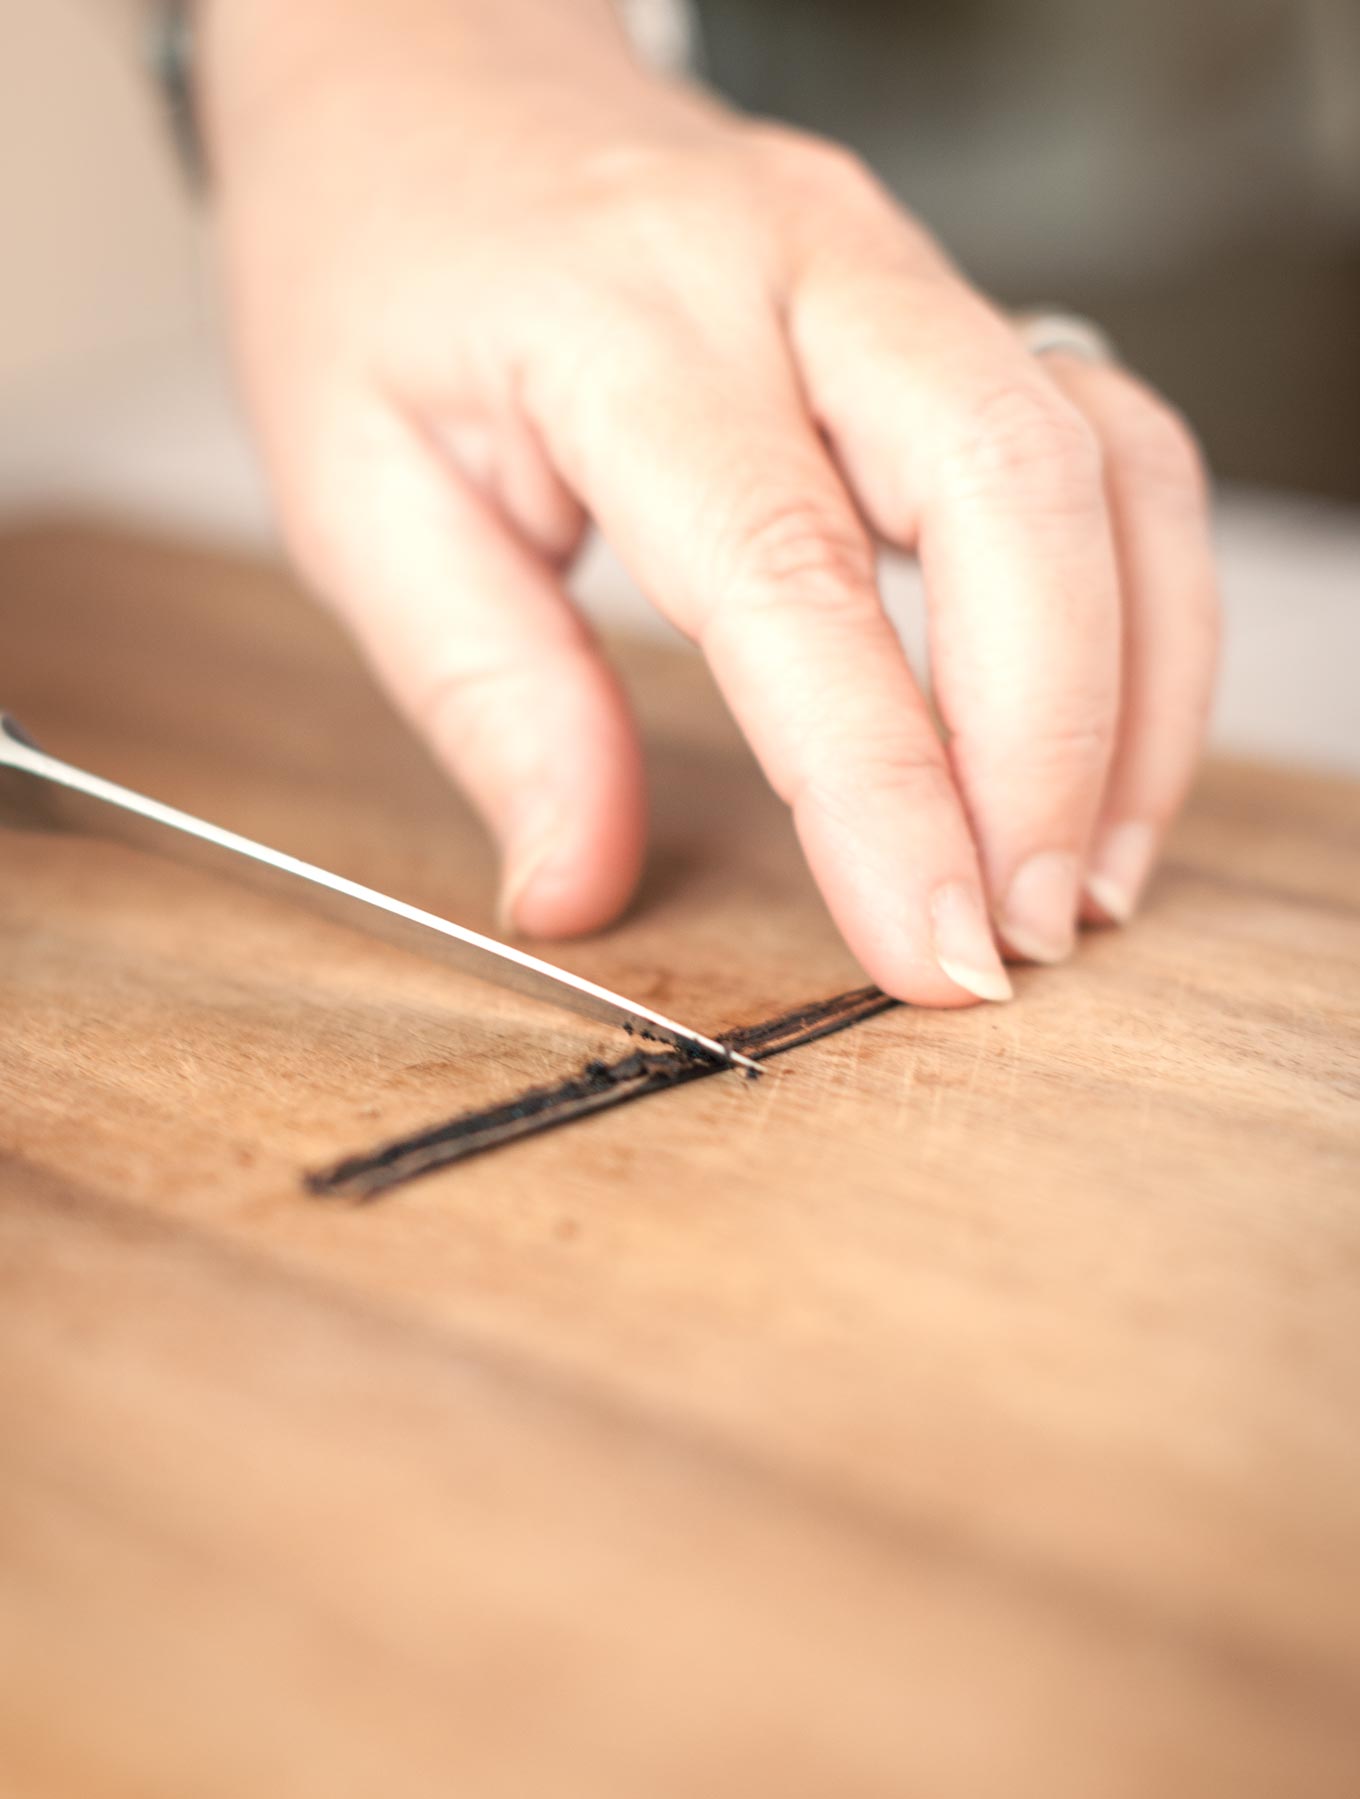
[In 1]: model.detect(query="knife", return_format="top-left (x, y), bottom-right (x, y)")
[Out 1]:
top-left (0, 714), bottom-right (756, 1073)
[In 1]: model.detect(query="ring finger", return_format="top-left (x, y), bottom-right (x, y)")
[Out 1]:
top-left (1035, 348), bottom-right (1220, 924)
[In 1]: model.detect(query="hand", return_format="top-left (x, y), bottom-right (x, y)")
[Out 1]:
top-left (202, 0), bottom-right (1218, 1006)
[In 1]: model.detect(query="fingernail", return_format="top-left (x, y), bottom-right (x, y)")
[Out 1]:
top-left (931, 882), bottom-right (1014, 1003)
top-left (1085, 821), bottom-right (1155, 924)
top-left (1000, 850), bottom-right (1080, 964)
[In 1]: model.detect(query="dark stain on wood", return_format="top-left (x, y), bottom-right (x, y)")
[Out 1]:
top-left (307, 987), bottom-right (897, 1201)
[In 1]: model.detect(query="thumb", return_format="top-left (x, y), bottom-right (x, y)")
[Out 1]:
top-left (285, 399), bottom-right (646, 938)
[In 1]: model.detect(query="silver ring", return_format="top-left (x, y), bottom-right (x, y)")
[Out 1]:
top-left (1013, 309), bottom-right (1117, 365)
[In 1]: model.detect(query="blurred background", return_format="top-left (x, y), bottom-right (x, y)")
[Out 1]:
top-left (702, 0), bottom-right (1360, 502)
top-left (1, 0), bottom-right (1356, 768)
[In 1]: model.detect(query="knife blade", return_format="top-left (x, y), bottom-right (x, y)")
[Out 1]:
top-left (0, 714), bottom-right (757, 1073)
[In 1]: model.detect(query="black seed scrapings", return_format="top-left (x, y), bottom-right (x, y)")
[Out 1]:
top-left (306, 986), bottom-right (897, 1202)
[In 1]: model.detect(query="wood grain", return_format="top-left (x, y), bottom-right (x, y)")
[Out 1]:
top-left (1, 521), bottom-right (1357, 1798)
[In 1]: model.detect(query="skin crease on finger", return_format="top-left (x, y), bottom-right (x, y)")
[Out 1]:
top-left (199, 0), bottom-right (1219, 1009)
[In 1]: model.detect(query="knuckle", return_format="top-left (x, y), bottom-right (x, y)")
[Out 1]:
top-left (943, 380), bottom-right (1104, 513)
top-left (796, 734), bottom-right (955, 818)
top-left (726, 497), bottom-right (877, 617)
top-left (559, 289), bottom-right (685, 376)
top-left (954, 708), bottom-right (1114, 784)
top-left (1111, 392), bottom-right (1209, 503)
top-left (752, 127), bottom-right (879, 200)
top-left (526, 297), bottom-right (691, 460)
top-left (566, 139), bottom-right (772, 272)
top-left (1030, 715), bottom-right (1115, 765)
top-left (570, 138), bottom-right (719, 224)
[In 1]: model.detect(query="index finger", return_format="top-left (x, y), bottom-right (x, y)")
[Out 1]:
top-left (790, 265), bottom-right (1124, 964)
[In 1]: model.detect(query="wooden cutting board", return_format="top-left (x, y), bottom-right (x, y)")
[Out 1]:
top-left (1, 521), bottom-right (1357, 1799)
